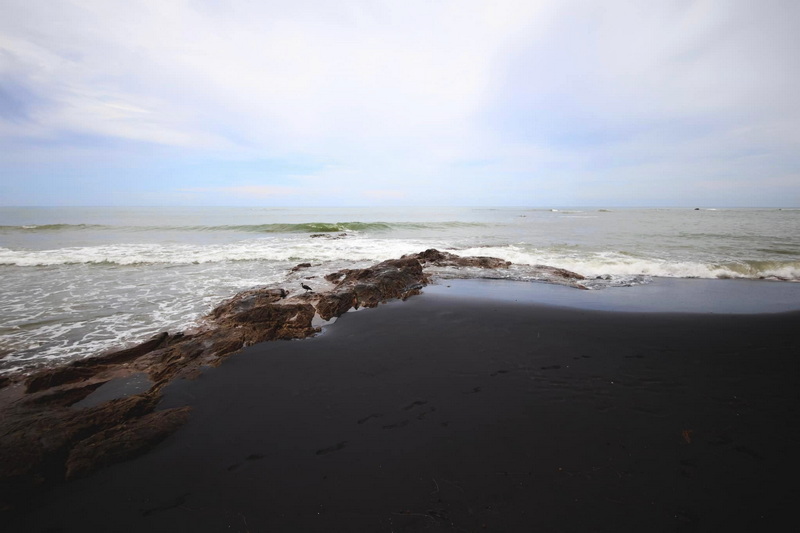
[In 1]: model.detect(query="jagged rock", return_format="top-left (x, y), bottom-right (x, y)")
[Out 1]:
top-left (410, 249), bottom-right (584, 283)
top-left (24, 332), bottom-right (170, 393)
top-left (25, 365), bottom-right (104, 395)
top-left (0, 393), bottom-right (159, 507)
top-left (145, 300), bottom-right (317, 385)
top-left (316, 291), bottom-right (356, 321)
top-left (23, 381), bottom-right (106, 408)
top-left (291, 262), bottom-right (312, 272)
top-left (77, 332), bottom-right (170, 368)
top-left (210, 288), bottom-right (288, 319)
top-left (315, 257), bottom-right (428, 320)
top-left (531, 264), bottom-right (586, 281)
top-left (411, 248), bottom-right (511, 269)
top-left (214, 302), bottom-right (318, 344)
top-left (146, 342), bottom-right (208, 386)
top-left (65, 406), bottom-right (191, 480)
top-left (0, 249), bottom-right (586, 511)
top-left (324, 270), bottom-right (350, 283)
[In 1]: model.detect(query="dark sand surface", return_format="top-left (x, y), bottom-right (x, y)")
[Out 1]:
top-left (6, 279), bottom-right (800, 532)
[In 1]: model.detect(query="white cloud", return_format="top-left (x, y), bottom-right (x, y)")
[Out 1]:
top-left (1, 0), bottom-right (544, 152)
top-left (1, 0), bottom-right (798, 206)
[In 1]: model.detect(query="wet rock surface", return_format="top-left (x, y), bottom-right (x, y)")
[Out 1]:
top-left (411, 248), bottom-right (513, 269)
top-left (0, 249), bottom-right (578, 512)
top-left (64, 406), bottom-right (191, 481)
top-left (316, 256), bottom-right (429, 320)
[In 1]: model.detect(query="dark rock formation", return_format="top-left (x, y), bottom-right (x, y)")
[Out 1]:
top-left (210, 288), bottom-right (288, 317)
top-left (316, 256), bottom-right (428, 320)
top-left (1, 292), bottom-right (317, 509)
top-left (412, 248), bottom-right (512, 269)
top-left (310, 232), bottom-right (347, 239)
top-left (23, 365), bottom-right (100, 395)
top-left (25, 332), bottom-right (170, 394)
top-left (0, 249), bottom-right (583, 512)
top-left (410, 248), bottom-right (585, 284)
top-left (530, 264), bottom-right (586, 281)
top-left (64, 406), bottom-right (191, 480)
top-left (1, 393), bottom-right (158, 506)
top-left (24, 381), bottom-right (106, 408)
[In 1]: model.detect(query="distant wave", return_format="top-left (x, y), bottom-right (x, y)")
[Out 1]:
top-left (0, 238), bottom-right (438, 267)
top-left (0, 224), bottom-right (106, 231)
top-left (0, 221), bottom-right (490, 234)
top-left (207, 221), bottom-right (489, 233)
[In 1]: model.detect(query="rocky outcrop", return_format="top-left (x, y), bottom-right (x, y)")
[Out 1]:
top-left (0, 249), bottom-right (580, 511)
top-left (411, 248), bottom-right (585, 284)
top-left (0, 392), bottom-right (159, 505)
top-left (528, 264), bottom-right (586, 281)
top-left (316, 256), bottom-right (428, 320)
top-left (64, 406), bottom-right (191, 480)
top-left (0, 292), bottom-right (320, 509)
top-left (412, 248), bottom-right (512, 269)
top-left (24, 333), bottom-right (171, 394)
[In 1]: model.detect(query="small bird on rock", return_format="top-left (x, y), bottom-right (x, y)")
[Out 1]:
top-left (301, 283), bottom-right (312, 293)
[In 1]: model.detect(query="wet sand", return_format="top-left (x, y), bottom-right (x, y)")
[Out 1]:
top-left (7, 279), bottom-right (800, 532)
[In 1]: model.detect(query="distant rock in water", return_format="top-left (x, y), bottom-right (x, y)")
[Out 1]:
top-left (0, 249), bottom-right (586, 510)
top-left (310, 232), bottom-right (348, 239)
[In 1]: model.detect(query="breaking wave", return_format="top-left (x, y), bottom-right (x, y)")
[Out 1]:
top-left (0, 221), bottom-right (490, 234)
top-left (448, 245), bottom-right (800, 283)
top-left (3, 240), bottom-right (797, 282)
top-left (0, 224), bottom-right (106, 231)
top-left (0, 238), bottom-right (441, 267)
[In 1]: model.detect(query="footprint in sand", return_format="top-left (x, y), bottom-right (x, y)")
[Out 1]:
top-left (227, 453), bottom-right (266, 471)
top-left (140, 492), bottom-right (190, 516)
top-left (316, 441), bottom-right (349, 455)
top-left (382, 420), bottom-right (410, 430)
top-left (402, 400), bottom-right (428, 410)
top-left (357, 413), bottom-right (383, 424)
top-left (417, 406), bottom-right (437, 420)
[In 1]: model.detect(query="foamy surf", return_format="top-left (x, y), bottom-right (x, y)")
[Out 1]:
top-left (1, 206), bottom-right (798, 374)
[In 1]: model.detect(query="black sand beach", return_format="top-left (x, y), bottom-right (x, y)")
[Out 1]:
top-left (5, 279), bottom-right (800, 532)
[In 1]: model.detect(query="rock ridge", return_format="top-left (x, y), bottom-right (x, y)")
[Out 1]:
top-left (0, 249), bottom-right (583, 511)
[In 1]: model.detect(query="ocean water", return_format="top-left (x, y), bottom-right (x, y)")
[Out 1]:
top-left (1, 206), bottom-right (798, 374)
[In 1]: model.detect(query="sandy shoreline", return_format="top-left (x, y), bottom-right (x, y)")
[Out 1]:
top-left (6, 278), bottom-right (800, 532)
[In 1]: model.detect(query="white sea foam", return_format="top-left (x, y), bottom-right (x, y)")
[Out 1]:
top-left (449, 245), bottom-right (800, 282)
top-left (8, 235), bottom-right (781, 284)
top-left (0, 236), bottom-right (448, 267)
top-left (2, 206), bottom-right (799, 375)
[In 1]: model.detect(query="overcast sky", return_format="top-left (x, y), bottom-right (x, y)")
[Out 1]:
top-left (1, 0), bottom-right (798, 207)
